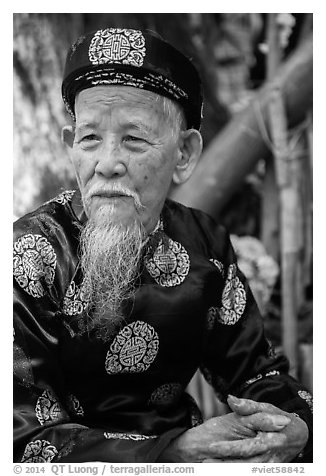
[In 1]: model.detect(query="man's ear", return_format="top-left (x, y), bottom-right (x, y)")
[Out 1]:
top-left (61, 125), bottom-right (75, 151)
top-left (172, 129), bottom-right (203, 185)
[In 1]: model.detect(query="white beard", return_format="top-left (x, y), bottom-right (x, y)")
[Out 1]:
top-left (78, 205), bottom-right (146, 341)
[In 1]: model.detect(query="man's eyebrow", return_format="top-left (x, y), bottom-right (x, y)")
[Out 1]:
top-left (123, 120), bottom-right (157, 134)
top-left (75, 121), bottom-right (100, 131)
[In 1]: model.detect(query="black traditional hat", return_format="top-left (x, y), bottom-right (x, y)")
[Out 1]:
top-left (62, 28), bottom-right (203, 130)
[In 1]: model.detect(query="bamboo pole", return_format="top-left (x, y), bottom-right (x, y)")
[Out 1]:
top-left (267, 13), bottom-right (300, 376)
top-left (169, 34), bottom-right (313, 219)
top-left (264, 14), bottom-right (302, 377)
top-left (260, 14), bottom-right (283, 262)
top-left (269, 84), bottom-right (300, 377)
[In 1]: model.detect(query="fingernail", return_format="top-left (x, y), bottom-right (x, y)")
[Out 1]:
top-left (228, 394), bottom-right (238, 400)
top-left (228, 394), bottom-right (241, 404)
top-left (274, 415), bottom-right (291, 426)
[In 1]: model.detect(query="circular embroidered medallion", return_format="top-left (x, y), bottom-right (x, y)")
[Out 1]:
top-left (67, 394), bottom-right (84, 417)
top-left (298, 390), bottom-right (313, 413)
top-left (35, 389), bottom-right (64, 426)
top-left (63, 280), bottom-right (89, 316)
top-left (105, 321), bottom-right (159, 374)
top-left (21, 439), bottom-right (58, 463)
top-left (209, 258), bottom-right (224, 276)
top-left (89, 28), bottom-right (146, 67)
top-left (13, 234), bottom-right (57, 298)
top-left (219, 264), bottom-right (246, 325)
top-left (145, 237), bottom-right (190, 287)
top-left (149, 383), bottom-right (183, 408)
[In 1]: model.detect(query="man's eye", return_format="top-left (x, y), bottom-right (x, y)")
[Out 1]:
top-left (81, 134), bottom-right (99, 142)
top-left (124, 135), bottom-right (147, 143)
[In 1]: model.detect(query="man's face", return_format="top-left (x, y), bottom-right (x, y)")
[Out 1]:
top-left (68, 86), bottom-right (183, 232)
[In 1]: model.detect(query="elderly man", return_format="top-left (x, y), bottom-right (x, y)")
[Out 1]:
top-left (13, 27), bottom-right (312, 463)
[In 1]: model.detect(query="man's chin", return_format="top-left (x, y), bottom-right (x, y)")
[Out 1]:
top-left (89, 201), bottom-right (140, 227)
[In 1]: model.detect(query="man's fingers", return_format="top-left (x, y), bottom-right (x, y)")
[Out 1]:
top-left (256, 431), bottom-right (288, 449)
top-left (208, 434), bottom-right (269, 458)
top-left (202, 431), bottom-right (289, 462)
top-left (204, 432), bottom-right (288, 463)
top-left (228, 395), bottom-right (285, 416)
top-left (241, 412), bottom-right (291, 432)
top-left (228, 395), bottom-right (264, 415)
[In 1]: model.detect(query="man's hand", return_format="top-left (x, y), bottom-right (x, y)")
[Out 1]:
top-left (160, 396), bottom-right (308, 463)
top-left (202, 396), bottom-right (309, 463)
top-left (159, 397), bottom-right (292, 462)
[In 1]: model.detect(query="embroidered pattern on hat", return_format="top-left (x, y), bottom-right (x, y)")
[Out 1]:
top-left (219, 264), bottom-right (246, 325)
top-left (145, 237), bottom-right (190, 287)
top-left (35, 389), bottom-right (65, 426)
top-left (89, 28), bottom-right (146, 67)
top-left (149, 383), bottom-right (183, 407)
top-left (75, 68), bottom-right (188, 100)
top-left (64, 67), bottom-right (189, 121)
top-left (13, 234), bottom-right (57, 298)
top-left (105, 321), bottom-right (159, 374)
top-left (104, 432), bottom-right (157, 441)
top-left (21, 440), bottom-right (58, 463)
top-left (298, 390), bottom-right (313, 413)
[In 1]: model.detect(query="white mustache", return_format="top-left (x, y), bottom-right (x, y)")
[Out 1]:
top-left (86, 183), bottom-right (145, 211)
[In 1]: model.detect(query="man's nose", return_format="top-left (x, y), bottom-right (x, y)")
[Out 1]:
top-left (94, 141), bottom-right (127, 179)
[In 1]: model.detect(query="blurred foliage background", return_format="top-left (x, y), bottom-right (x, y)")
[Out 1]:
top-left (13, 13), bottom-right (313, 417)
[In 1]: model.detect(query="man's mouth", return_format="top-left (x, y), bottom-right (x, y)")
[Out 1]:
top-left (91, 193), bottom-right (135, 208)
top-left (94, 192), bottom-right (131, 199)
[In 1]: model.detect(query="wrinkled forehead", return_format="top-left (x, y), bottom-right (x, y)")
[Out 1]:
top-left (75, 85), bottom-right (168, 123)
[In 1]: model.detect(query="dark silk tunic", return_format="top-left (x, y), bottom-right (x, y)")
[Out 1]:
top-left (13, 191), bottom-right (313, 463)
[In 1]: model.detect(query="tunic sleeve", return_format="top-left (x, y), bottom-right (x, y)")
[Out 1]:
top-left (199, 225), bottom-right (313, 462)
top-left (13, 228), bottom-right (184, 463)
